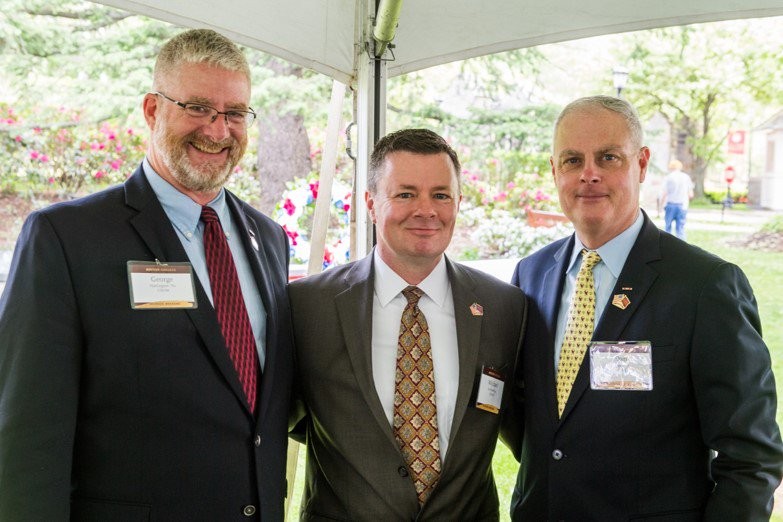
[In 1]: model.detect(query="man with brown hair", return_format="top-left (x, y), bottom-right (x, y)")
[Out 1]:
top-left (289, 128), bottom-right (526, 520)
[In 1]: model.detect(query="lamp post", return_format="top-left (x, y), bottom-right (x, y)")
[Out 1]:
top-left (613, 66), bottom-right (629, 97)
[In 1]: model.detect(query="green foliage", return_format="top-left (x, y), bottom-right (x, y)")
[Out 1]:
top-left (458, 207), bottom-right (572, 259)
top-left (762, 215), bottom-right (783, 233)
top-left (273, 174), bottom-right (352, 267)
top-left (0, 102), bottom-right (145, 195)
top-left (702, 189), bottom-right (748, 205)
top-left (461, 166), bottom-right (558, 215)
top-left (617, 19), bottom-right (783, 194)
top-left (0, 0), bottom-right (177, 120)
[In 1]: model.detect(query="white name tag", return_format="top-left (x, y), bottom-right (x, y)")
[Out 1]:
top-left (589, 341), bottom-right (653, 391)
top-left (127, 261), bottom-right (197, 309)
top-left (476, 366), bottom-right (505, 414)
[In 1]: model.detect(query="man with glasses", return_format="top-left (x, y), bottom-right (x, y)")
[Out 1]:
top-left (0, 29), bottom-right (293, 521)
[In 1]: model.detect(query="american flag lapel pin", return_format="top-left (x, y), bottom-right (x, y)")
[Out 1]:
top-left (612, 293), bottom-right (631, 310)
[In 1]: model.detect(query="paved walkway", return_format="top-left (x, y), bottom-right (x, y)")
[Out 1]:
top-left (650, 206), bottom-right (779, 233)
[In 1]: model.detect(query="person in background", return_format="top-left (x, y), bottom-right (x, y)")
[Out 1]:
top-left (289, 128), bottom-right (526, 521)
top-left (504, 95), bottom-right (783, 521)
top-left (0, 29), bottom-right (293, 521)
top-left (661, 158), bottom-right (695, 239)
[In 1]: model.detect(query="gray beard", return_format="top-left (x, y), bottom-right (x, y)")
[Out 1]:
top-left (152, 125), bottom-right (240, 193)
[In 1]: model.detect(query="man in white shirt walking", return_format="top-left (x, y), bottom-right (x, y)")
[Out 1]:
top-left (661, 159), bottom-right (694, 239)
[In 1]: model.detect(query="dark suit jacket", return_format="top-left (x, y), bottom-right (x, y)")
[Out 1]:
top-left (288, 254), bottom-right (527, 521)
top-left (0, 166), bottom-right (293, 521)
top-left (504, 211), bottom-right (783, 521)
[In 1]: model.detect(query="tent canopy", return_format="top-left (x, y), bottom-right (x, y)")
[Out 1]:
top-left (98, 0), bottom-right (783, 85)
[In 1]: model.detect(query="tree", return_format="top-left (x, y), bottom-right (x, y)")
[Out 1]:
top-left (617, 19), bottom-right (783, 196)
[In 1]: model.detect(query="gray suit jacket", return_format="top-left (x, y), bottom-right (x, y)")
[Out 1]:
top-left (288, 254), bottom-right (526, 521)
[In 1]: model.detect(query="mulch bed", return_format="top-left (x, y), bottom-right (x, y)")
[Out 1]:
top-left (728, 231), bottom-right (783, 252)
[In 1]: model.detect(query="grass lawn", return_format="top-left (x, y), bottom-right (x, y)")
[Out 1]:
top-left (287, 215), bottom-right (783, 521)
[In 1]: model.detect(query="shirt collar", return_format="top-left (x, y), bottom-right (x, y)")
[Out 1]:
top-left (142, 158), bottom-right (229, 239)
top-left (566, 211), bottom-right (644, 278)
top-left (373, 250), bottom-right (449, 308)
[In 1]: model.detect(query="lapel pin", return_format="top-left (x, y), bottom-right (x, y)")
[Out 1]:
top-left (621, 286), bottom-right (633, 291)
top-left (470, 303), bottom-right (484, 316)
top-left (248, 229), bottom-right (259, 251)
top-left (612, 294), bottom-right (631, 310)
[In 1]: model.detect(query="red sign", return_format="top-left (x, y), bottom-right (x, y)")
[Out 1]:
top-left (724, 166), bottom-right (736, 184)
top-left (728, 130), bottom-right (745, 154)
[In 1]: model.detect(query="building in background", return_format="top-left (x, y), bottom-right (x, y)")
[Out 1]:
top-left (750, 111), bottom-right (783, 210)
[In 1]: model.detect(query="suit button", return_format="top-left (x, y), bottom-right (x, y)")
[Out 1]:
top-left (398, 466), bottom-right (409, 477)
top-left (242, 504), bottom-right (256, 517)
top-left (552, 449), bottom-right (563, 460)
top-left (254, 435), bottom-right (261, 447)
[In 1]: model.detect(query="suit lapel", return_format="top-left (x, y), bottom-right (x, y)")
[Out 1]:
top-left (124, 167), bottom-right (187, 264)
top-left (593, 216), bottom-right (661, 342)
top-left (560, 215), bottom-right (661, 421)
top-left (225, 192), bottom-right (281, 423)
top-left (124, 169), bottom-right (253, 417)
top-left (541, 238), bottom-right (574, 424)
top-left (446, 260), bottom-right (482, 447)
top-left (334, 256), bottom-right (401, 447)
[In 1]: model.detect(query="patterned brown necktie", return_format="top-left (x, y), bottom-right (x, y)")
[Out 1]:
top-left (556, 249), bottom-right (602, 417)
top-left (393, 286), bottom-right (441, 505)
top-left (201, 206), bottom-right (259, 413)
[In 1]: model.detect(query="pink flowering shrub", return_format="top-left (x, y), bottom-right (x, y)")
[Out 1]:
top-left (460, 162), bottom-right (559, 217)
top-left (274, 175), bottom-right (352, 269)
top-left (1, 103), bottom-right (145, 194)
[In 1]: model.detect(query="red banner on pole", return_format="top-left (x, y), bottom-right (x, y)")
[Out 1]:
top-left (727, 130), bottom-right (745, 154)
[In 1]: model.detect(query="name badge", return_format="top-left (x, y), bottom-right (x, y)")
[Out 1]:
top-left (476, 366), bottom-right (505, 414)
top-left (589, 341), bottom-right (653, 391)
top-left (127, 261), bottom-right (197, 309)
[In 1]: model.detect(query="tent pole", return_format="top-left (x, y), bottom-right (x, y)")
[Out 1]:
top-left (351, 0), bottom-right (386, 260)
top-left (307, 80), bottom-right (348, 275)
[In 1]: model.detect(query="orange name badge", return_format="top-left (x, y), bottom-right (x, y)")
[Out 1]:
top-left (476, 366), bottom-right (505, 414)
top-left (127, 260), bottom-right (197, 309)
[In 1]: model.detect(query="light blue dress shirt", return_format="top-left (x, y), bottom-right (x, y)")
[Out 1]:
top-left (142, 159), bottom-right (267, 369)
top-left (553, 211), bottom-right (644, 370)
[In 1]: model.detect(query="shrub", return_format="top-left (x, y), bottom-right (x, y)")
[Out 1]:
top-left (762, 215), bottom-right (783, 233)
top-left (461, 208), bottom-right (572, 259)
top-left (273, 175), bottom-right (352, 268)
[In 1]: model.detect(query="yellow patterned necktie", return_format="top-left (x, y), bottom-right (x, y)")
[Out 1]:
top-left (393, 285), bottom-right (441, 505)
top-left (556, 249), bottom-right (602, 417)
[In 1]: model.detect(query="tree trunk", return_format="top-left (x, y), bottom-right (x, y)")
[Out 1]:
top-left (255, 111), bottom-right (312, 215)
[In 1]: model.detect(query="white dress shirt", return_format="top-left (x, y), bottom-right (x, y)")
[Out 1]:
top-left (371, 251), bottom-right (459, 460)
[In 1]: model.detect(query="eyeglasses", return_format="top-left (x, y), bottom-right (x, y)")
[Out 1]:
top-left (152, 92), bottom-right (256, 128)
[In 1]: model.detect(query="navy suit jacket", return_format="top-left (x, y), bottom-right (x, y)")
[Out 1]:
top-left (0, 166), bottom-right (293, 521)
top-left (504, 211), bottom-right (783, 521)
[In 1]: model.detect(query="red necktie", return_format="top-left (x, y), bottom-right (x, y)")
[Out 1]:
top-left (201, 205), bottom-right (259, 413)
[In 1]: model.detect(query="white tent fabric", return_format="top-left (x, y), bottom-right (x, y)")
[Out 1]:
top-left (98, 0), bottom-right (783, 84)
